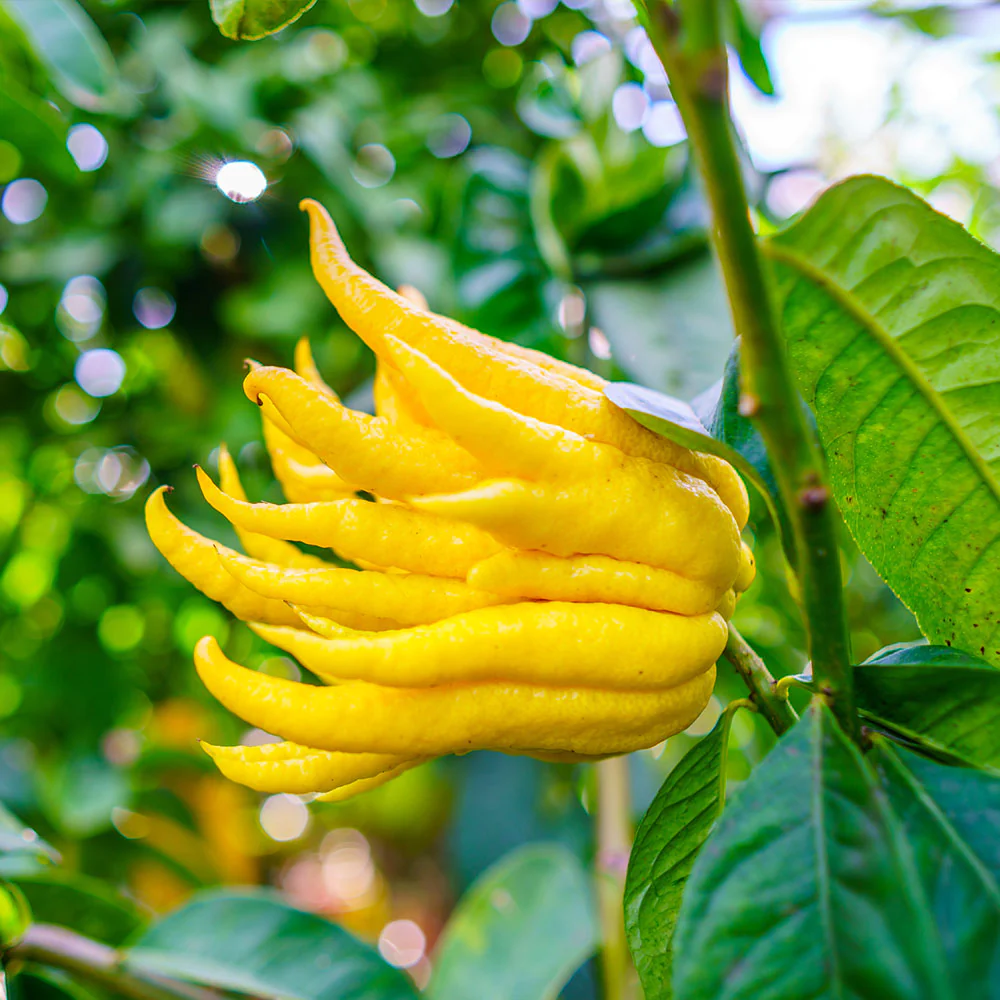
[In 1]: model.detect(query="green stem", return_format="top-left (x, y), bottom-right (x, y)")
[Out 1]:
top-left (6, 925), bottom-right (220, 1000)
top-left (723, 624), bottom-right (798, 735)
top-left (593, 758), bottom-right (639, 1000)
top-left (645, 0), bottom-right (858, 742)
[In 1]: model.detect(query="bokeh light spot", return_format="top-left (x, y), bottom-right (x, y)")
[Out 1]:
top-left (98, 605), bottom-right (146, 654)
top-left (260, 794), bottom-right (310, 842)
top-left (215, 161), bottom-right (267, 203)
top-left (483, 48), bottom-right (523, 88)
top-left (0, 675), bottom-right (23, 720)
top-left (571, 30), bottom-right (611, 66)
top-left (642, 102), bottom-right (686, 147)
top-left (0, 142), bottom-right (21, 184)
top-left (517, 0), bottom-right (556, 18)
top-left (75, 349), bottom-right (126, 398)
top-left (612, 82), bottom-right (649, 133)
top-left (491, 3), bottom-right (530, 47)
top-left (415, 0), bottom-right (453, 15)
top-left (428, 114), bottom-right (472, 159)
top-left (2, 179), bottom-right (47, 224)
top-left (49, 385), bottom-right (100, 428)
top-left (351, 144), bottom-right (395, 188)
top-left (67, 124), bottom-right (109, 172)
top-left (133, 287), bottom-right (176, 329)
top-left (378, 920), bottom-right (427, 969)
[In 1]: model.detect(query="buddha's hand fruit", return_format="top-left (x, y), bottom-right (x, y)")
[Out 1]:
top-left (146, 199), bottom-right (754, 801)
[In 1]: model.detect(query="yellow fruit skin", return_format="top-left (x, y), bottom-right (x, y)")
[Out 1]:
top-left (716, 588), bottom-right (736, 620)
top-left (196, 466), bottom-right (501, 578)
top-left (201, 740), bottom-right (412, 794)
top-left (216, 447), bottom-right (329, 571)
top-left (249, 602), bottom-right (726, 690)
top-left (261, 415), bottom-right (353, 503)
top-left (300, 197), bottom-right (748, 528)
top-left (195, 635), bottom-right (716, 756)
top-left (736, 540), bottom-right (756, 593)
top-left (412, 473), bottom-right (740, 588)
top-left (243, 366), bottom-right (483, 499)
top-left (467, 550), bottom-right (722, 616)
top-left (293, 337), bottom-right (336, 397)
top-left (145, 487), bottom-right (303, 628)
top-left (314, 761), bottom-right (422, 802)
top-left (217, 547), bottom-right (507, 627)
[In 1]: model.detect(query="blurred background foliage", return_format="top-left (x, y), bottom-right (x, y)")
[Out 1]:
top-left (0, 0), bottom-right (995, 991)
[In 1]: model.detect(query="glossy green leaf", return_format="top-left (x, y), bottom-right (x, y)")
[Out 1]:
top-left (428, 844), bottom-right (597, 1000)
top-left (863, 639), bottom-right (986, 668)
top-left (766, 175), bottom-right (1000, 665)
top-left (673, 702), bottom-right (953, 1000)
top-left (126, 889), bottom-right (417, 1000)
top-left (0, 82), bottom-right (77, 183)
top-left (726, 0), bottom-right (774, 96)
top-left (2, 0), bottom-right (124, 112)
top-left (209, 0), bottom-right (318, 40)
top-left (872, 741), bottom-right (1000, 993)
top-left (0, 805), bottom-right (59, 878)
top-left (624, 710), bottom-right (735, 1000)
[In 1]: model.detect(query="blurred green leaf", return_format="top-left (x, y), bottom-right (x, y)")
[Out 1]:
top-left (0, 881), bottom-right (31, 950)
top-left (872, 741), bottom-right (1000, 987)
top-left (588, 251), bottom-right (733, 399)
top-left (209, 0), bottom-right (318, 41)
top-left (429, 844), bottom-right (598, 1000)
top-left (14, 872), bottom-right (144, 946)
top-left (0, 804), bottom-right (59, 878)
top-left (624, 710), bottom-right (736, 1000)
top-left (673, 702), bottom-right (952, 1000)
top-left (726, 0), bottom-right (774, 96)
top-left (127, 888), bottom-right (418, 1000)
top-left (35, 756), bottom-right (128, 839)
top-left (1, 0), bottom-right (125, 112)
top-left (767, 175), bottom-right (1000, 666)
top-left (0, 81), bottom-right (77, 183)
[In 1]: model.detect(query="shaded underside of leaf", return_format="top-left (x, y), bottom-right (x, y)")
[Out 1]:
top-left (672, 701), bottom-right (952, 1000)
top-left (624, 711), bottom-right (733, 1000)
top-left (209, 0), bottom-right (318, 41)
top-left (765, 175), bottom-right (1000, 665)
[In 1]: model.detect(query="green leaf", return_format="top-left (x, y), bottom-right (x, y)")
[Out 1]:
top-left (126, 888), bottom-right (417, 1000)
top-left (726, 0), bottom-right (774, 96)
top-left (672, 701), bottom-right (953, 1000)
top-left (765, 175), bottom-right (1000, 666)
top-left (0, 82), bottom-right (77, 183)
top-left (0, 804), bottom-right (59, 878)
top-left (209, 0), bottom-right (318, 40)
top-left (589, 251), bottom-right (734, 400)
top-left (14, 871), bottom-right (144, 946)
top-left (854, 646), bottom-right (1000, 769)
top-left (605, 342), bottom-right (794, 558)
top-left (624, 710), bottom-right (735, 1000)
top-left (871, 741), bottom-right (1000, 988)
top-left (2, 0), bottom-right (125, 112)
top-left (0, 882), bottom-right (31, 950)
top-left (428, 844), bottom-right (597, 1000)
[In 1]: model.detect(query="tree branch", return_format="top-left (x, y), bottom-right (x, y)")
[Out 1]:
top-left (723, 624), bottom-right (798, 735)
top-left (645, 0), bottom-right (858, 741)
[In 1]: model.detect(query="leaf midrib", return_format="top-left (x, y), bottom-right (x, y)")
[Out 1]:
top-left (762, 241), bottom-right (1000, 510)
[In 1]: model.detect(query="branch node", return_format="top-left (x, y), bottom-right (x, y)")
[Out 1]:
top-left (797, 485), bottom-right (829, 511)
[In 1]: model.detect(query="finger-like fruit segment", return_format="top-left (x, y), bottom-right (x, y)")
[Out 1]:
top-left (300, 197), bottom-right (748, 527)
top-left (314, 760), bottom-right (423, 802)
top-left (201, 740), bottom-right (409, 793)
top-left (373, 360), bottom-right (430, 429)
top-left (249, 602), bottom-right (726, 690)
top-left (244, 366), bottom-right (482, 499)
top-left (261, 415), bottom-right (354, 503)
top-left (467, 550), bottom-right (721, 615)
top-left (293, 337), bottom-right (336, 398)
top-left (195, 636), bottom-right (716, 756)
top-left (411, 473), bottom-right (741, 588)
top-left (218, 547), bottom-right (507, 627)
top-left (196, 467), bottom-right (502, 577)
top-left (735, 540), bottom-right (756, 593)
top-left (216, 448), bottom-right (330, 571)
top-left (145, 487), bottom-right (302, 627)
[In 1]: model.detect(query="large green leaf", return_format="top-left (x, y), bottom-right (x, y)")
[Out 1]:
top-left (126, 889), bottom-right (417, 1000)
top-left (428, 844), bottom-right (597, 1000)
top-left (872, 741), bottom-right (1000, 994)
top-left (0, 82), bottom-right (77, 183)
top-left (672, 702), bottom-right (953, 1000)
top-left (624, 711), bottom-right (735, 1000)
top-left (2, 0), bottom-right (125, 112)
top-left (765, 175), bottom-right (1000, 666)
top-left (854, 644), bottom-right (1000, 769)
top-left (209, 0), bottom-right (318, 40)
